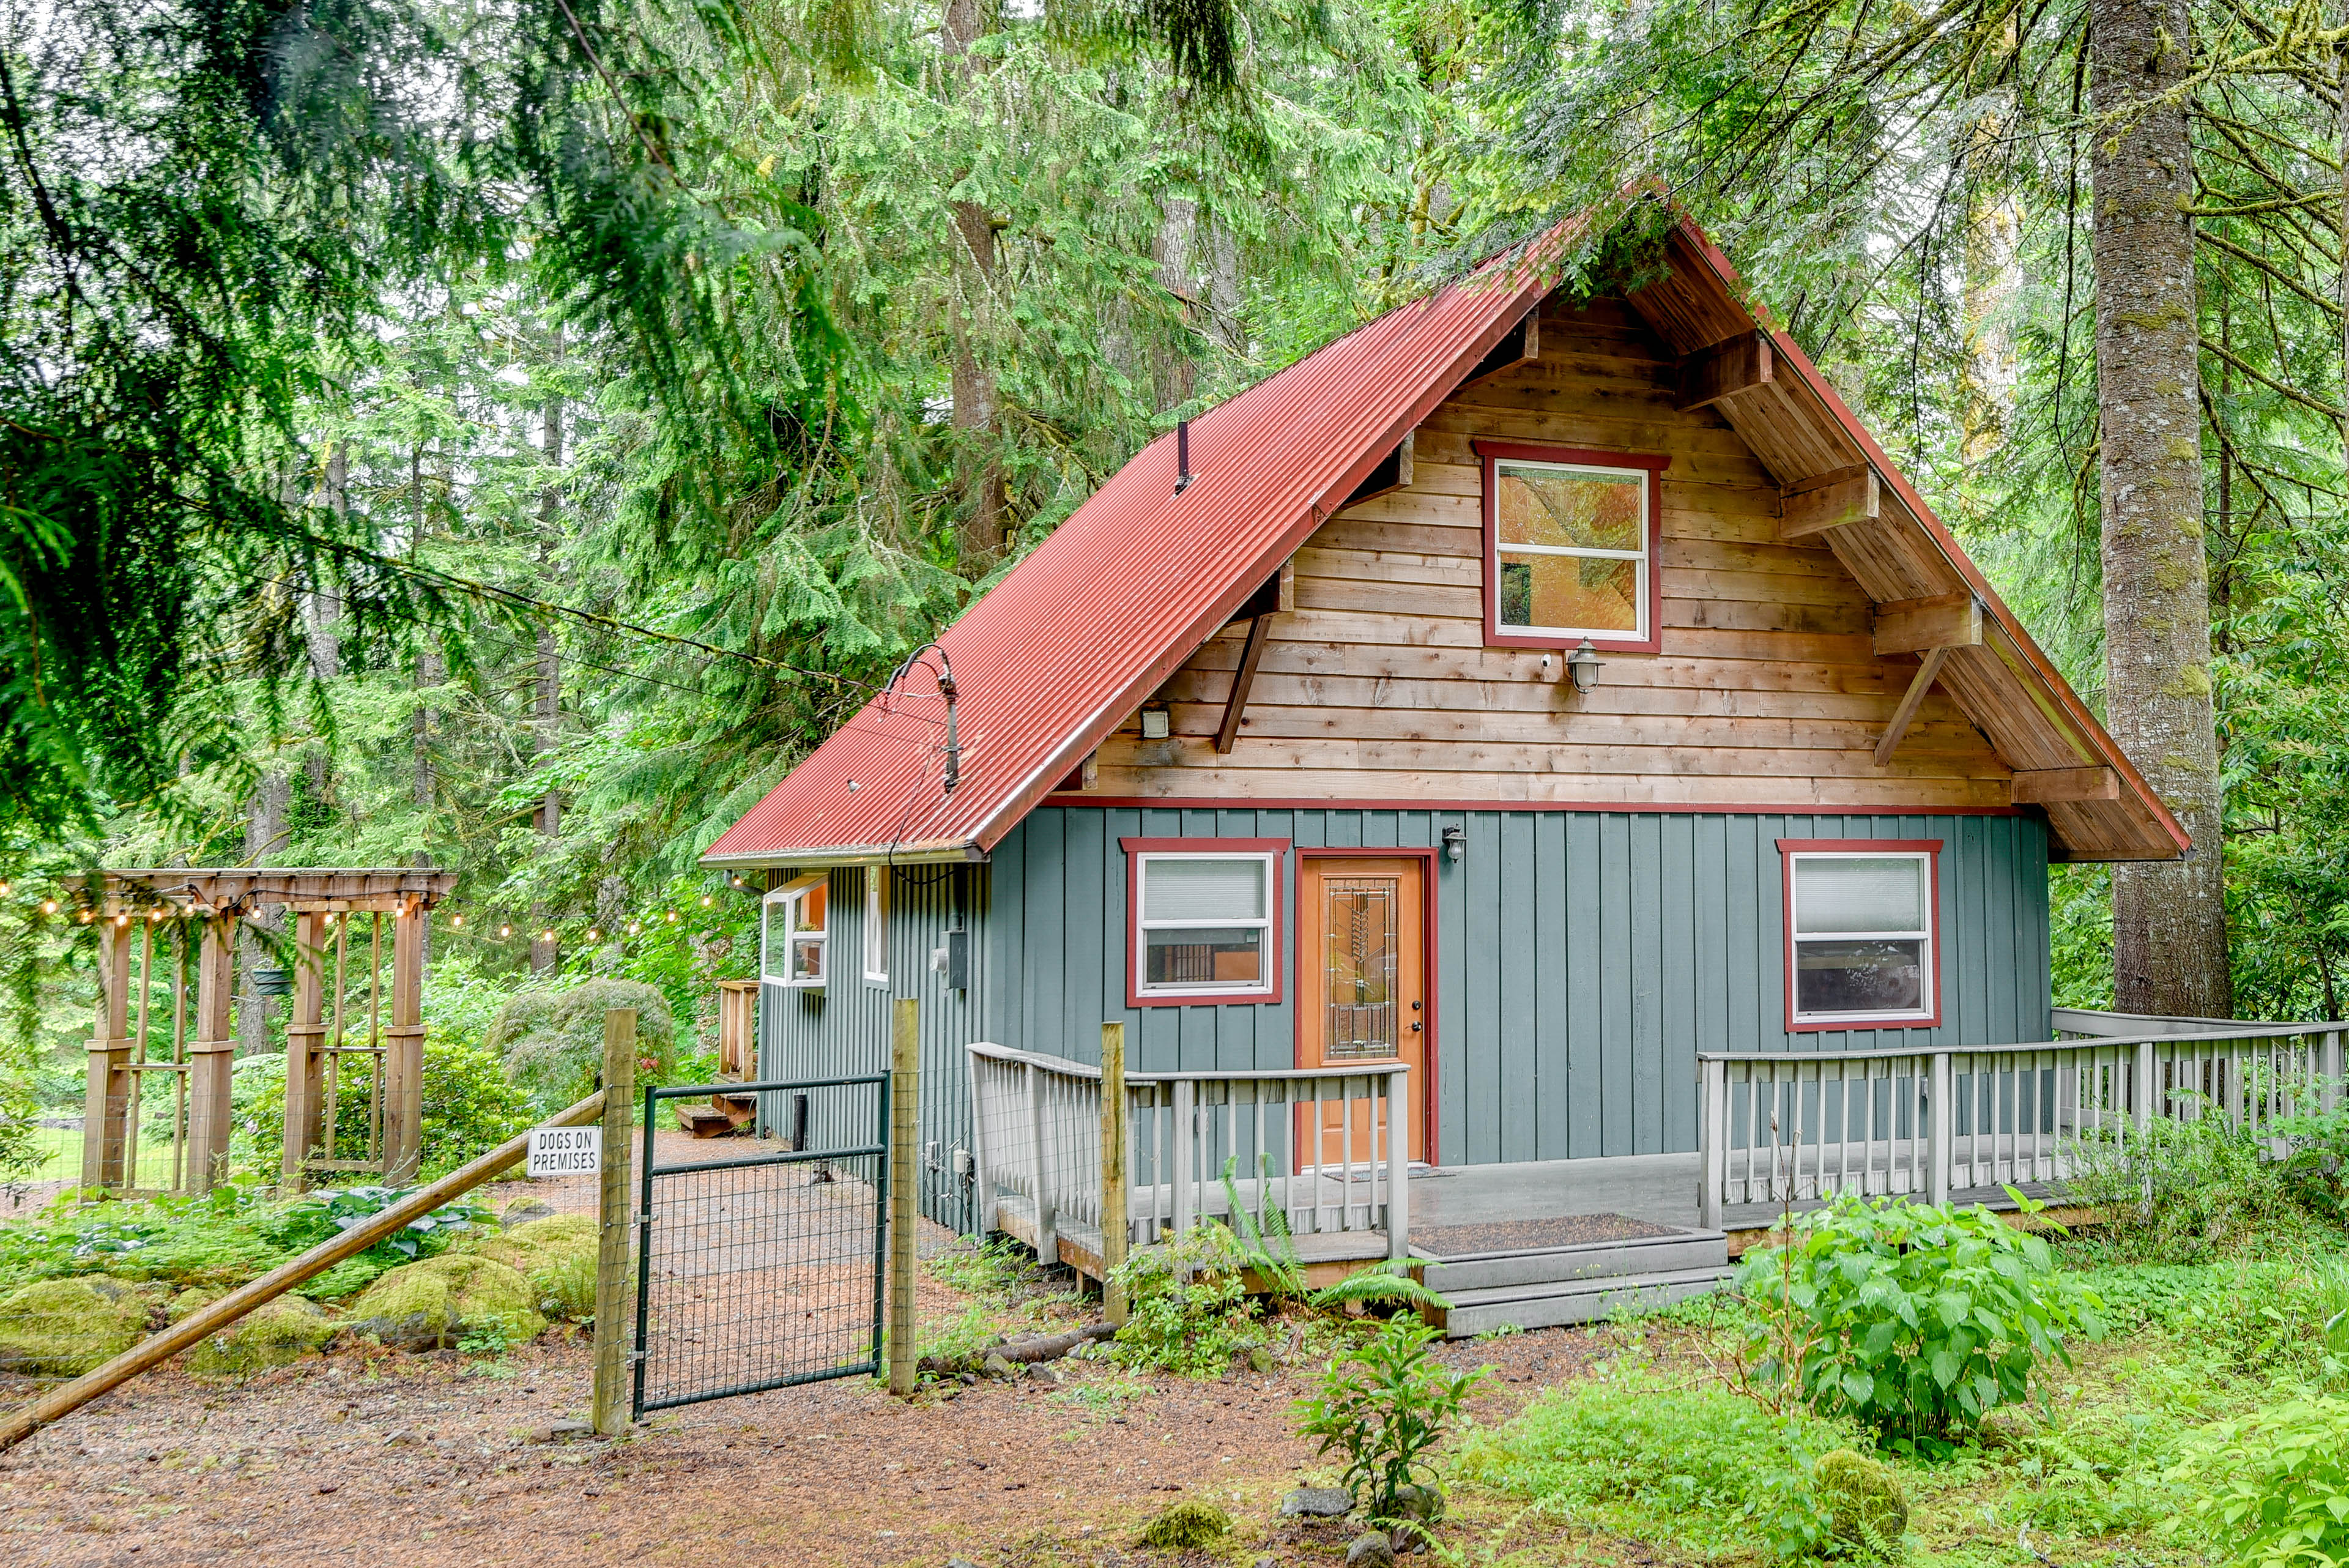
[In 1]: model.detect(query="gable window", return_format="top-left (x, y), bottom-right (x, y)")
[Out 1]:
top-left (863, 868), bottom-right (889, 985)
top-left (1477, 441), bottom-right (1666, 652)
top-left (762, 875), bottom-right (828, 988)
top-left (1780, 841), bottom-right (1941, 1028)
top-left (1121, 838), bottom-right (1286, 1005)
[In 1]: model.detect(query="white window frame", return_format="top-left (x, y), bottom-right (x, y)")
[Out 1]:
top-left (761, 874), bottom-right (827, 990)
top-left (1132, 850), bottom-right (1278, 1000)
top-left (1786, 849), bottom-right (1937, 1025)
top-left (1492, 458), bottom-right (1652, 642)
top-left (863, 868), bottom-right (889, 986)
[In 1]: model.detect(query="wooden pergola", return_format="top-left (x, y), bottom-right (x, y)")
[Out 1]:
top-left (70, 868), bottom-right (459, 1195)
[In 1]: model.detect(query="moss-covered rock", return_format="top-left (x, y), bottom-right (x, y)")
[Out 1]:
top-left (486, 979), bottom-right (677, 1115)
top-left (344, 1255), bottom-right (547, 1350)
top-left (166, 1287), bottom-right (222, 1325)
top-left (1135, 1499), bottom-right (1231, 1550)
top-left (187, 1296), bottom-right (337, 1377)
top-left (1816, 1448), bottom-right (1909, 1556)
top-left (0, 1277), bottom-right (158, 1375)
top-left (469, 1214), bottom-right (599, 1321)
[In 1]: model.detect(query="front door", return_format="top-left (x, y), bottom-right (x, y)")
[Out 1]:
top-left (1296, 858), bottom-right (1428, 1165)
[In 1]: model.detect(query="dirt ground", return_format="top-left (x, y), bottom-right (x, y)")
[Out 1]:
top-left (0, 1141), bottom-right (1610, 1567)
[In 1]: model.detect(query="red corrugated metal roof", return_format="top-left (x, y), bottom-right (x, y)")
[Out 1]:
top-left (701, 231), bottom-right (1570, 866)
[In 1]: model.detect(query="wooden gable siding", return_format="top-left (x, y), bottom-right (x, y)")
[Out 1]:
top-left (1081, 295), bottom-right (2013, 809)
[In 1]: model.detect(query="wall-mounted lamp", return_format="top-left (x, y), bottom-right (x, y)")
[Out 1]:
top-left (1140, 706), bottom-right (1171, 740)
top-left (1565, 639), bottom-right (1605, 696)
top-left (1442, 825), bottom-right (1465, 864)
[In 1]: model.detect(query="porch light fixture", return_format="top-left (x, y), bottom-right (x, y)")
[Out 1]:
top-left (1442, 825), bottom-right (1465, 864)
top-left (1565, 638), bottom-right (1605, 695)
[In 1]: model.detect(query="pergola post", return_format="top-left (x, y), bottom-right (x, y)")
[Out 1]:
top-left (185, 914), bottom-right (239, 1195)
top-left (283, 909), bottom-right (330, 1191)
top-left (384, 896), bottom-right (426, 1183)
top-left (81, 919), bottom-right (135, 1191)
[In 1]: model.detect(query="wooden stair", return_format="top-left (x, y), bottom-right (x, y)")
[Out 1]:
top-left (1419, 1227), bottom-right (1733, 1337)
top-left (673, 1085), bottom-right (760, 1139)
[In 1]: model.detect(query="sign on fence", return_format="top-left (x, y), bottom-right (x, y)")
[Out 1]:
top-left (528, 1125), bottom-right (602, 1178)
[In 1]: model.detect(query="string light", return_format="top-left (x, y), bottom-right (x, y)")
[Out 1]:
top-left (627, 921), bottom-right (640, 935)
top-left (0, 880), bottom-right (10, 896)
top-left (699, 895), bottom-right (712, 907)
top-left (40, 900), bottom-right (57, 916)
top-left (499, 924), bottom-right (512, 938)
top-left (540, 929), bottom-right (555, 943)
top-left (665, 910), bottom-right (678, 923)
top-left (80, 911), bottom-right (93, 924)
top-left (587, 927), bottom-right (599, 942)
top-left (451, 913), bottom-right (463, 926)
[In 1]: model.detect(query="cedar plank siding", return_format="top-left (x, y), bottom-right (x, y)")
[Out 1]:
top-left (1081, 295), bottom-right (2015, 807)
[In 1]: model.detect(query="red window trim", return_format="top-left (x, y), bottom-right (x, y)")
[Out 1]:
top-left (1776, 838), bottom-right (1943, 1033)
top-left (1476, 440), bottom-right (1669, 654)
top-left (1120, 837), bottom-right (1289, 1009)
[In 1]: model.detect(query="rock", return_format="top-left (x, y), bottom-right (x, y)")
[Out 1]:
top-left (1975, 1407), bottom-right (2036, 1452)
top-left (0, 1278), bottom-right (159, 1376)
top-left (1345, 1531), bottom-right (1398, 1568)
top-left (469, 1214), bottom-right (599, 1322)
top-left (1388, 1482), bottom-right (1441, 1522)
top-left (187, 1296), bottom-right (336, 1377)
top-left (550, 1419), bottom-right (593, 1439)
top-left (1816, 1448), bottom-right (1909, 1555)
top-left (1247, 1345), bottom-right (1277, 1373)
top-left (343, 1255), bottom-right (547, 1351)
top-left (500, 1198), bottom-right (558, 1227)
top-left (1281, 1487), bottom-right (1354, 1518)
top-left (980, 1353), bottom-right (1017, 1380)
top-left (1135, 1501), bottom-right (1232, 1550)
top-left (1025, 1362), bottom-right (1059, 1386)
top-left (165, 1288), bottom-right (221, 1325)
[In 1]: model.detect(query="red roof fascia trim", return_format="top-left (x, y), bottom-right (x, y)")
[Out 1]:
top-left (965, 252), bottom-right (1570, 856)
top-left (1041, 796), bottom-right (2028, 817)
top-left (1672, 220), bottom-right (2189, 858)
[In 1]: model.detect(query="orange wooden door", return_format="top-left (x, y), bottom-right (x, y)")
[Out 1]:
top-left (1296, 858), bottom-right (1427, 1165)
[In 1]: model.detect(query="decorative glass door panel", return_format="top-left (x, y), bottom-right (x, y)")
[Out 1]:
top-left (1296, 858), bottom-right (1427, 1165)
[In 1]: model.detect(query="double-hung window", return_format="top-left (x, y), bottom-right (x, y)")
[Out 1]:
top-left (863, 868), bottom-right (889, 985)
top-left (1781, 842), bottom-right (1940, 1027)
top-left (1123, 840), bottom-right (1284, 1003)
top-left (762, 875), bottom-right (827, 988)
top-left (1479, 442), bottom-right (1666, 651)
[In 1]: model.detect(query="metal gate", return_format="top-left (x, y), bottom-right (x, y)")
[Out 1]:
top-left (633, 1074), bottom-right (889, 1417)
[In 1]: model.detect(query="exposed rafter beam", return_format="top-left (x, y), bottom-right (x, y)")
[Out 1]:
top-left (1874, 593), bottom-right (1983, 656)
top-left (1458, 314), bottom-right (1540, 390)
top-left (1339, 433), bottom-right (1414, 511)
top-left (1780, 466), bottom-right (1879, 540)
top-left (1874, 646), bottom-right (1953, 766)
top-left (1215, 615), bottom-right (1276, 754)
top-left (1675, 332), bottom-right (1773, 412)
top-left (2010, 767), bottom-right (2122, 804)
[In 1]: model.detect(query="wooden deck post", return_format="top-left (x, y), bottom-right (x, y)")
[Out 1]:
top-left (283, 910), bottom-right (328, 1191)
top-left (185, 915), bottom-right (238, 1194)
top-left (1926, 1051), bottom-right (1951, 1206)
top-left (592, 1009), bottom-right (637, 1435)
top-left (1171, 1077), bottom-right (1195, 1241)
top-left (967, 1059), bottom-right (997, 1234)
top-left (1697, 1056), bottom-right (1726, 1232)
top-left (82, 918), bottom-right (135, 1191)
top-left (1026, 1062), bottom-right (1056, 1265)
top-left (383, 896), bottom-right (426, 1184)
top-left (887, 998), bottom-right (920, 1397)
top-left (1099, 1022), bottom-right (1129, 1326)
top-left (2323, 1030), bottom-right (2344, 1113)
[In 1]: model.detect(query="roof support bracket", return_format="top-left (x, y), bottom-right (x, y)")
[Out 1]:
top-left (1676, 332), bottom-right (1773, 411)
top-left (2011, 767), bottom-right (2122, 804)
top-left (1780, 466), bottom-right (1879, 539)
top-left (1874, 593), bottom-right (1984, 656)
top-left (1215, 614), bottom-right (1276, 754)
top-left (1874, 645), bottom-right (1952, 766)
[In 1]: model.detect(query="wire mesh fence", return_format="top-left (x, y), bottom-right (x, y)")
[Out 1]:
top-left (633, 1075), bottom-right (889, 1417)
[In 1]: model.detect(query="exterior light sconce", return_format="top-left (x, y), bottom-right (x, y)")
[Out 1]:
top-left (1565, 639), bottom-right (1604, 696)
top-left (1442, 825), bottom-right (1465, 864)
top-left (1140, 706), bottom-right (1171, 740)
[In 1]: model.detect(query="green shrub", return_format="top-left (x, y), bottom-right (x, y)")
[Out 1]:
top-left (2173, 1395), bottom-right (2349, 1568)
top-left (1739, 1193), bottom-right (2102, 1449)
top-left (486, 978), bottom-right (676, 1115)
top-left (234, 1039), bottom-right (533, 1178)
top-left (1453, 1374), bottom-right (1844, 1559)
top-left (1106, 1224), bottom-right (1267, 1376)
top-left (1295, 1313), bottom-right (1487, 1524)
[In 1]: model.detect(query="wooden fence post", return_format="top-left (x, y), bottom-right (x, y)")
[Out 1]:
top-left (382, 896), bottom-right (427, 1184)
top-left (1926, 1050), bottom-right (1951, 1206)
top-left (283, 910), bottom-right (328, 1192)
top-left (184, 915), bottom-right (238, 1194)
top-left (591, 1009), bottom-right (637, 1436)
top-left (1099, 1022), bottom-right (1129, 1326)
top-left (888, 998), bottom-right (920, 1397)
top-left (81, 919), bottom-right (134, 1191)
top-left (1696, 1056), bottom-right (1726, 1232)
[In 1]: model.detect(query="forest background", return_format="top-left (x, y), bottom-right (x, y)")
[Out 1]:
top-left (7, 0), bottom-right (2349, 1161)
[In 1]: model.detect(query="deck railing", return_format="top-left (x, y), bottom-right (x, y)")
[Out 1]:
top-left (966, 1042), bottom-right (1410, 1274)
top-left (1696, 1024), bottom-right (2345, 1228)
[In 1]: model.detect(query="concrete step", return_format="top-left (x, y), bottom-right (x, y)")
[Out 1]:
top-left (1434, 1266), bottom-right (1734, 1337)
top-left (1416, 1229), bottom-right (1728, 1294)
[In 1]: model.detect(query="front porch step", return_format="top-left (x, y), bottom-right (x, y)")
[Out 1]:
top-left (1416, 1229), bottom-right (1728, 1295)
top-left (1433, 1265), bottom-right (1735, 1337)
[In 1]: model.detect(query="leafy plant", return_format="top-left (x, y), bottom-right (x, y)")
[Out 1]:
top-left (1215, 1155), bottom-right (1447, 1316)
top-left (2173, 1395), bottom-right (2349, 1568)
top-left (234, 1039), bottom-right (534, 1180)
top-left (1106, 1224), bottom-right (1267, 1377)
top-left (1738, 1192), bottom-right (2103, 1448)
top-left (1294, 1313), bottom-right (1488, 1523)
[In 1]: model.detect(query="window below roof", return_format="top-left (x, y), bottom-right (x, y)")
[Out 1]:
top-left (1477, 440), bottom-right (1667, 652)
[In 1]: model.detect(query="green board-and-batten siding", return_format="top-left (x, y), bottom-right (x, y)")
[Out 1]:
top-left (762, 806), bottom-right (2050, 1220)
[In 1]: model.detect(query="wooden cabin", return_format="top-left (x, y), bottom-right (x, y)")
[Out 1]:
top-left (702, 209), bottom-right (2186, 1309)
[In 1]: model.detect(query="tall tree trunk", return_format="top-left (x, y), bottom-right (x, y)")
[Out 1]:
top-left (2090, 0), bottom-right (2231, 1015)
top-left (1151, 196), bottom-right (1200, 413)
top-left (531, 333), bottom-right (565, 976)
top-left (1959, 118), bottom-right (2021, 469)
top-left (238, 774), bottom-right (290, 1055)
top-left (944, 0), bottom-right (1003, 563)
